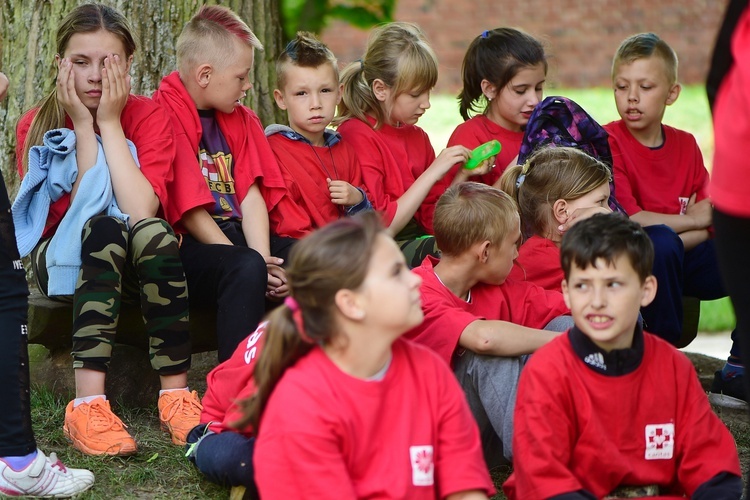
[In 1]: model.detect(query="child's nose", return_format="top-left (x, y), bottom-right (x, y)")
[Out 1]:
top-left (591, 287), bottom-right (607, 308)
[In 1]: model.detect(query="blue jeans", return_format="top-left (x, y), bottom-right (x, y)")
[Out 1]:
top-left (185, 424), bottom-right (258, 498)
top-left (644, 224), bottom-right (739, 359)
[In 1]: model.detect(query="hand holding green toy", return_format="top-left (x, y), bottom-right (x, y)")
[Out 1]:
top-left (464, 140), bottom-right (502, 170)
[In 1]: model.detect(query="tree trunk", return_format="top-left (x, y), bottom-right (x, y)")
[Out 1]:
top-left (0, 0), bottom-right (283, 199)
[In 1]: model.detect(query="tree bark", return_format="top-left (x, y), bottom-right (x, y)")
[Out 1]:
top-left (0, 0), bottom-right (283, 199)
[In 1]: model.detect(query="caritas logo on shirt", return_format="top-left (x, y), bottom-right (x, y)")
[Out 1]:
top-left (644, 423), bottom-right (675, 460)
top-left (409, 445), bottom-right (434, 486)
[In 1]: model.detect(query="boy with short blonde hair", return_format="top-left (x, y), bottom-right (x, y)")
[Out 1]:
top-left (153, 5), bottom-right (291, 363)
top-left (264, 32), bottom-right (371, 238)
top-left (604, 33), bottom-right (743, 406)
top-left (405, 182), bottom-right (571, 466)
top-left (504, 213), bottom-right (742, 499)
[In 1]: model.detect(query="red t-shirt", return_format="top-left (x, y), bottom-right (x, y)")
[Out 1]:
top-left (504, 332), bottom-right (741, 499)
top-left (15, 96), bottom-right (175, 237)
top-left (711, 6), bottom-right (750, 217)
top-left (446, 114), bottom-right (525, 185)
top-left (605, 120), bottom-right (709, 217)
top-left (254, 338), bottom-right (494, 499)
top-left (404, 256), bottom-right (569, 366)
top-left (508, 235), bottom-right (564, 293)
top-left (199, 322), bottom-right (266, 436)
top-left (151, 71), bottom-right (286, 234)
top-left (336, 117), bottom-right (437, 233)
top-left (266, 132), bottom-right (365, 238)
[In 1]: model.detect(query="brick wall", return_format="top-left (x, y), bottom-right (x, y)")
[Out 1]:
top-left (320, 0), bottom-right (728, 93)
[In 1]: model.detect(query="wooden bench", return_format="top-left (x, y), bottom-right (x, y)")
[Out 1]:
top-left (27, 288), bottom-right (218, 353)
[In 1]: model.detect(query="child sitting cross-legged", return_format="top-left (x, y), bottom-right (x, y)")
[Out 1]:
top-left (503, 212), bottom-right (742, 500)
top-left (265, 31), bottom-right (372, 238)
top-left (404, 182), bottom-right (572, 466)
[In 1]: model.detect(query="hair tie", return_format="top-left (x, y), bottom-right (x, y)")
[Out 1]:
top-left (516, 159), bottom-right (532, 189)
top-left (356, 58), bottom-right (364, 70)
top-left (284, 297), bottom-right (315, 344)
top-left (481, 30), bottom-right (490, 39)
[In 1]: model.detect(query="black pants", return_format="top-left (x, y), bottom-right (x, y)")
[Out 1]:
top-left (714, 209), bottom-right (750, 388)
top-left (0, 178), bottom-right (36, 456)
top-left (179, 220), bottom-right (295, 362)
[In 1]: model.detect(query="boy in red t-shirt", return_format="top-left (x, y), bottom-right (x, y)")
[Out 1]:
top-left (603, 33), bottom-right (742, 407)
top-left (504, 213), bottom-right (742, 499)
top-left (265, 32), bottom-right (371, 238)
top-left (404, 182), bottom-right (571, 466)
top-left (152, 5), bottom-right (293, 362)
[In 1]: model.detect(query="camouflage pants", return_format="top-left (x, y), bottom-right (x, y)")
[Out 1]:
top-left (32, 216), bottom-right (190, 374)
top-left (395, 218), bottom-right (441, 269)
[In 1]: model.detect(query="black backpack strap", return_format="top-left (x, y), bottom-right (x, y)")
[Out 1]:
top-left (707, 0), bottom-right (749, 111)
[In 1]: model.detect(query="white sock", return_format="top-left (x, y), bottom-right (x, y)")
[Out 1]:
top-left (159, 387), bottom-right (189, 397)
top-left (73, 395), bottom-right (106, 407)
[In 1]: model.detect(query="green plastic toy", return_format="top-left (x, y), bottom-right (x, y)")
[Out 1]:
top-left (464, 139), bottom-right (502, 170)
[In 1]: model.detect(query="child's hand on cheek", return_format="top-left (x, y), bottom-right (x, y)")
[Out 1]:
top-left (97, 54), bottom-right (131, 126)
top-left (558, 206), bottom-right (612, 234)
top-left (56, 59), bottom-right (92, 126)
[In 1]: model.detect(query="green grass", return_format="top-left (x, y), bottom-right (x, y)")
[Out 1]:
top-left (699, 297), bottom-right (736, 332)
top-left (29, 385), bottom-right (226, 499)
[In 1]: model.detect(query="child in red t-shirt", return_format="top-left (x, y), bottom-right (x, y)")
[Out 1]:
top-left (265, 32), bottom-right (371, 238)
top-left (500, 147), bottom-right (612, 293)
top-left (244, 212), bottom-right (494, 499)
top-left (335, 22), bottom-right (490, 266)
top-left (404, 182), bottom-right (571, 466)
top-left (603, 33), bottom-right (743, 406)
top-left (504, 213), bottom-right (742, 499)
top-left (445, 28), bottom-right (547, 189)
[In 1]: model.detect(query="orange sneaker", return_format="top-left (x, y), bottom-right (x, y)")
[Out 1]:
top-left (63, 397), bottom-right (137, 456)
top-left (158, 390), bottom-right (202, 446)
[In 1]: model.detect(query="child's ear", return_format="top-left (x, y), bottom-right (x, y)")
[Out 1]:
top-left (337, 83), bottom-right (344, 105)
top-left (477, 240), bottom-right (491, 264)
top-left (334, 288), bottom-right (366, 321)
top-left (552, 199), bottom-right (569, 224)
top-left (125, 54), bottom-right (134, 73)
top-left (561, 279), bottom-right (572, 309)
top-left (273, 89), bottom-right (287, 110)
top-left (640, 275), bottom-right (658, 308)
top-left (196, 64), bottom-right (213, 89)
top-left (665, 82), bottom-right (681, 106)
top-left (480, 79), bottom-right (497, 101)
top-left (372, 79), bottom-right (389, 102)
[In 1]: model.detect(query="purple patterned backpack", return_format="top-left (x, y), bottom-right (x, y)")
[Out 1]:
top-left (517, 96), bottom-right (625, 213)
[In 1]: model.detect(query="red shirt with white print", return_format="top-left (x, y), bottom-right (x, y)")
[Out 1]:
top-left (253, 337), bottom-right (494, 499)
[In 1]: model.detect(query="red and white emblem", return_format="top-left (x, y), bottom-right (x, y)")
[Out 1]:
top-left (644, 423), bottom-right (675, 460)
top-left (409, 445), bottom-right (434, 486)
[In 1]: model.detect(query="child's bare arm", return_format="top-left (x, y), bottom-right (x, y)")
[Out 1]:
top-left (459, 320), bottom-right (559, 357)
top-left (446, 491), bottom-right (489, 500)
top-left (679, 229), bottom-right (710, 251)
top-left (328, 179), bottom-right (363, 206)
top-left (631, 194), bottom-right (712, 234)
top-left (240, 184), bottom-right (289, 297)
top-left (0, 72), bottom-right (8, 101)
top-left (181, 207), bottom-right (234, 245)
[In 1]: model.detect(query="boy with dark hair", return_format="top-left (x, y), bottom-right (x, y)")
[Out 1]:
top-left (604, 32), bottom-right (743, 406)
top-left (404, 182), bottom-right (571, 466)
top-left (504, 212), bottom-right (742, 499)
top-left (265, 31), bottom-right (371, 238)
top-left (152, 5), bottom-right (291, 362)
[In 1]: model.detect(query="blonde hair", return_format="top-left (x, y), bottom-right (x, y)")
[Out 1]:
top-left (176, 5), bottom-right (263, 75)
top-left (434, 182), bottom-right (519, 257)
top-left (276, 31), bottom-right (338, 91)
top-left (500, 147), bottom-right (611, 239)
top-left (612, 32), bottom-right (678, 86)
top-left (20, 3), bottom-right (136, 173)
top-left (334, 22), bottom-right (438, 129)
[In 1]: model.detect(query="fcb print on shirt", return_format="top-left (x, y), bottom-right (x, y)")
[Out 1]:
top-left (198, 111), bottom-right (242, 220)
top-left (410, 445), bottom-right (434, 486)
top-left (644, 423), bottom-right (674, 460)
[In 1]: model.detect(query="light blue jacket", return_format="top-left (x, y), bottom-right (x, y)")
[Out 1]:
top-left (12, 128), bottom-right (138, 296)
